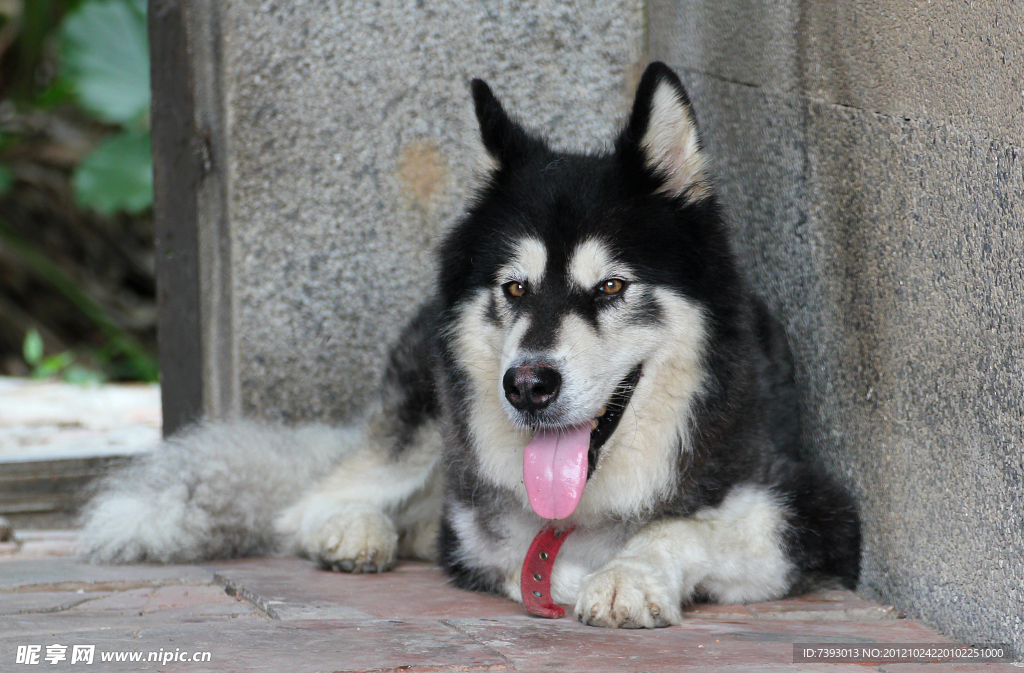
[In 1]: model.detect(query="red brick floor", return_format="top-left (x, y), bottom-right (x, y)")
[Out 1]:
top-left (1, 541), bottom-right (1019, 673)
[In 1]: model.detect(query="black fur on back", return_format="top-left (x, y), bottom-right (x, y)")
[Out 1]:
top-left (378, 302), bottom-right (441, 457)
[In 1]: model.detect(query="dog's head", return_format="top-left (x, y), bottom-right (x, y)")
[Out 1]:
top-left (438, 63), bottom-right (737, 521)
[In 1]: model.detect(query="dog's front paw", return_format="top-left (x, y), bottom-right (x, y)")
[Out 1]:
top-left (574, 561), bottom-right (682, 628)
top-left (307, 503), bottom-right (398, 573)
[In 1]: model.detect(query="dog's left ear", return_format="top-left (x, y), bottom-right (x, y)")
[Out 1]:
top-left (471, 79), bottom-right (537, 170)
top-left (617, 63), bottom-right (710, 202)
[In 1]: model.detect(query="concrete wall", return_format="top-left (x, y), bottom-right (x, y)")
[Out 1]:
top-left (649, 0), bottom-right (1022, 658)
top-left (220, 0), bottom-right (645, 423)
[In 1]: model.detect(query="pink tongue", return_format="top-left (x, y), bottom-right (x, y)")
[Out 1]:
top-left (522, 424), bottom-right (591, 520)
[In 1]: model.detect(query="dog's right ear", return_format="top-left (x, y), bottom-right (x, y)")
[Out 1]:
top-left (617, 63), bottom-right (711, 203)
top-left (471, 79), bottom-right (535, 169)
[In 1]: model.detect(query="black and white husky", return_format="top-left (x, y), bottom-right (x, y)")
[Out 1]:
top-left (80, 63), bottom-right (860, 628)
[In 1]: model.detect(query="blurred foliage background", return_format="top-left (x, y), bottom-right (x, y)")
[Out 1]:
top-left (0, 0), bottom-right (156, 382)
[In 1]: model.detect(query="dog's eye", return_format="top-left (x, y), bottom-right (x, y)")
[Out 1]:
top-left (597, 278), bottom-right (626, 297)
top-left (504, 281), bottom-right (527, 298)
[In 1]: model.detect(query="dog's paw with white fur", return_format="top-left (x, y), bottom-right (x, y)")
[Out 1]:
top-left (574, 560), bottom-right (683, 628)
top-left (302, 503), bottom-right (398, 573)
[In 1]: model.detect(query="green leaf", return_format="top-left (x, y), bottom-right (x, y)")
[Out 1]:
top-left (60, 0), bottom-right (149, 124)
top-left (62, 364), bottom-right (107, 385)
top-left (0, 164), bottom-right (13, 195)
top-left (38, 351), bottom-right (76, 377)
top-left (33, 76), bottom-right (75, 110)
top-left (0, 216), bottom-right (159, 381)
top-left (73, 131), bottom-right (153, 214)
top-left (23, 328), bottom-right (44, 366)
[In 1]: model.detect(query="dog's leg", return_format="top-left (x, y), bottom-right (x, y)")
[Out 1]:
top-left (276, 420), bottom-right (442, 572)
top-left (574, 485), bottom-right (794, 628)
top-left (277, 303), bottom-right (444, 572)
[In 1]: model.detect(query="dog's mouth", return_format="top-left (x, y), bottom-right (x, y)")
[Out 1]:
top-left (586, 364), bottom-right (643, 478)
top-left (522, 365), bottom-right (643, 520)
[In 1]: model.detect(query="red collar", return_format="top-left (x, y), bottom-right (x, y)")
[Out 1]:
top-left (520, 524), bottom-right (575, 618)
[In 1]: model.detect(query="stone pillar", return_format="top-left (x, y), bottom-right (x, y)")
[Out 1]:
top-left (151, 0), bottom-right (646, 430)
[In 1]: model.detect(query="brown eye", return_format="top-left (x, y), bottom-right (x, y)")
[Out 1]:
top-left (504, 281), bottom-right (527, 298)
top-left (598, 278), bottom-right (626, 296)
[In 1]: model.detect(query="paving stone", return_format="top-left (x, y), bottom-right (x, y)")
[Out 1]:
top-left (746, 589), bottom-right (901, 621)
top-left (1, 617), bottom-right (509, 672)
top-left (210, 558), bottom-right (525, 621)
top-left (212, 558), bottom-right (902, 625)
top-left (62, 586), bottom-right (159, 613)
top-left (881, 665), bottom-right (1022, 673)
top-left (0, 591), bottom-right (111, 616)
top-left (59, 585), bottom-right (253, 619)
top-left (143, 585), bottom-right (254, 615)
top-left (0, 558), bottom-right (213, 590)
top-left (1, 609), bottom-right (266, 640)
top-left (202, 558), bottom-right (979, 672)
top-left (681, 602), bottom-right (758, 619)
top-left (3, 556), bottom-right (1014, 671)
top-left (445, 615), bottom-right (952, 672)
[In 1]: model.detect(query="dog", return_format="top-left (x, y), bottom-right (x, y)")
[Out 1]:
top-left (79, 62), bottom-right (860, 628)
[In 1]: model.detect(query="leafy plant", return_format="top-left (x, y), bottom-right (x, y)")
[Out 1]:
top-left (0, 0), bottom-right (159, 382)
top-left (60, 0), bottom-right (152, 214)
top-left (59, 0), bottom-right (149, 125)
top-left (0, 216), bottom-right (158, 381)
top-left (0, 133), bottom-right (13, 195)
top-left (22, 328), bottom-right (106, 384)
top-left (72, 129), bottom-right (152, 215)
top-left (0, 164), bottom-right (13, 195)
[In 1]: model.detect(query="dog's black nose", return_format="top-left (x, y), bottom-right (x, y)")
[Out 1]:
top-left (503, 364), bottom-right (561, 412)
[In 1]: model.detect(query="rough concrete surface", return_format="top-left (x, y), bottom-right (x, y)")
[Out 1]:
top-left (803, 100), bottom-right (1023, 660)
top-left (222, 0), bottom-right (645, 422)
top-left (800, 1), bottom-right (1023, 146)
top-left (650, 0), bottom-right (1023, 660)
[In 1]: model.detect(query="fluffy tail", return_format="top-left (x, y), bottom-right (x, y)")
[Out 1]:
top-left (77, 420), bottom-right (357, 564)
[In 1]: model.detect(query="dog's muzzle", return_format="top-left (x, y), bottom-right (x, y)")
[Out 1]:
top-left (503, 363), bottom-right (561, 413)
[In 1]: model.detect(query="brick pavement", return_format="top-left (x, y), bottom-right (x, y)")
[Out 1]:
top-left (0, 538), bottom-right (1018, 673)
